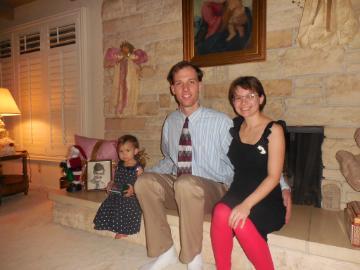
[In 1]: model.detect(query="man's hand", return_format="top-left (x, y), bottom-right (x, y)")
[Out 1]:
top-left (282, 189), bottom-right (292, 224)
top-left (136, 166), bottom-right (144, 176)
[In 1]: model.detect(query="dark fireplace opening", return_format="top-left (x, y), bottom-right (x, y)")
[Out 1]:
top-left (284, 126), bottom-right (324, 208)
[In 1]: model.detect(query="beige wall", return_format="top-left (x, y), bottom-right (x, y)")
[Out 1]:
top-left (102, 0), bottom-right (360, 209)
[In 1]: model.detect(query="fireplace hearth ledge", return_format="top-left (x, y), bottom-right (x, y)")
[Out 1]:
top-left (49, 190), bottom-right (360, 270)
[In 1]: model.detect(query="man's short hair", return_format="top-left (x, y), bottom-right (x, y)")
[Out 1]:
top-left (167, 60), bottom-right (203, 85)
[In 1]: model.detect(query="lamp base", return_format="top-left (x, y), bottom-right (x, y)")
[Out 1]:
top-left (0, 116), bottom-right (17, 156)
top-left (0, 117), bottom-right (9, 139)
top-left (0, 131), bottom-right (8, 140)
top-left (0, 136), bottom-right (16, 156)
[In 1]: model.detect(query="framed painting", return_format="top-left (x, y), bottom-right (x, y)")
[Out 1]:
top-left (182, 0), bottom-right (266, 67)
top-left (86, 160), bottom-right (112, 190)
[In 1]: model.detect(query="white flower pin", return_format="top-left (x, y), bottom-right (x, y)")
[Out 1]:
top-left (257, 145), bottom-right (266, 155)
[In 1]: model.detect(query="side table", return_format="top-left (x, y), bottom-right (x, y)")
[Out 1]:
top-left (0, 151), bottom-right (29, 205)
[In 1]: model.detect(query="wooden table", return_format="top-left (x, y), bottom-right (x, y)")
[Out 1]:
top-left (0, 151), bottom-right (29, 204)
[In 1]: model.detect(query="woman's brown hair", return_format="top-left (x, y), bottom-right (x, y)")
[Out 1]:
top-left (228, 76), bottom-right (267, 111)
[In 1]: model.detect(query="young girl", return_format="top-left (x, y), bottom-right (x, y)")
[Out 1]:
top-left (93, 134), bottom-right (146, 239)
top-left (211, 76), bottom-right (286, 270)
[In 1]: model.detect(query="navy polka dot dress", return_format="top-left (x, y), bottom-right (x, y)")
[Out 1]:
top-left (93, 161), bottom-right (142, 235)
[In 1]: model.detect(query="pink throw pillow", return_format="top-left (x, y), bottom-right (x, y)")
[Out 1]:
top-left (74, 135), bottom-right (119, 162)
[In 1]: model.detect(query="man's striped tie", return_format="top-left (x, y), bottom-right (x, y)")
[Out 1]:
top-left (177, 117), bottom-right (192, 176)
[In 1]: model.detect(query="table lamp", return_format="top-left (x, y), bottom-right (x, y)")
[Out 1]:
top-left (0, 87), bottom-right (21, 140)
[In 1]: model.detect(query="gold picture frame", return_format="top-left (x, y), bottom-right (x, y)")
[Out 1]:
top-left (182, 0), bottom-right (266, 67)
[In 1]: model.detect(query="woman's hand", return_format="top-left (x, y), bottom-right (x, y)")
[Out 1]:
top-left (123, 184), bottom-right (134, 197)
top-left (282, 189), bottom-right (292, 224)
top-left (229, 202), bottom-right (251, 229)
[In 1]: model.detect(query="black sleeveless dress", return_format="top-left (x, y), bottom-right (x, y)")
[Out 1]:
top-left (220, 117), bottom-right (286, 240)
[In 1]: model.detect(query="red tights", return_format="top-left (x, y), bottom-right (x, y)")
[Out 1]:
top-left (210, 203), bottom-right (274, 270)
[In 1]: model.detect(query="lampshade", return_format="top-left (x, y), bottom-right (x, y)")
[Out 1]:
top-left (0, 88), bottom-right (21, 116)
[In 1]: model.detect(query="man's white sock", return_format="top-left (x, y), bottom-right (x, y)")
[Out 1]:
top-left (187, 253), bottom-right (203, 270)
top-left (139, 245), bottom-right (178, 270)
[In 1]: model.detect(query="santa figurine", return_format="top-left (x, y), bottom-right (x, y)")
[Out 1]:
top-left (67, 145), bottom-right (86, 182)
top-left (60, 145), bottom-right (87, 192)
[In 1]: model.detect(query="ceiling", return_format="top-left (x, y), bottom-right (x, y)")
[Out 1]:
top-left (0, 0), bottom-right (37, 20)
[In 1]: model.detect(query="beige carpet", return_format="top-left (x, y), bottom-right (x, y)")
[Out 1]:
top-left (0, 188), bottom-right (215, 270)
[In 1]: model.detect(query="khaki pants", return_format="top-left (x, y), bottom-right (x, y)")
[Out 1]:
top-left (134, 172), bottom-right (227, 263)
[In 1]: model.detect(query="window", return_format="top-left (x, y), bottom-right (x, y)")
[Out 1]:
top-left (0, 39), bottom-right (11, 58)
top-left (0, 39), bottom-right (13, 91)
top-left (0, 38), bottom-right (13, 93)
top-left (19, 32), bottom-right (40, 54)
top-left (0, 10), bottom-right (85, 160)
top-left (49, 23), bottom-right (76, 48)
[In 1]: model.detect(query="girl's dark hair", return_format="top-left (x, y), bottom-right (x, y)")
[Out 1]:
top-left (118, 134), bottom-right (147, 167)
top-left (228, 76), bottom-right (267, 111)
top-left (167, 60), bottom-right (203, 85)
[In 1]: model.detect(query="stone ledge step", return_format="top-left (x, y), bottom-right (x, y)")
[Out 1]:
top-left (48, 190), bottom-right (360, 270)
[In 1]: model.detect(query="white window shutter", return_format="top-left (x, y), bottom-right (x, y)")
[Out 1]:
top-left (19, 32), bottom-right (40, 54)
top-left (0, 57), bottom-right (13, 90)
top-left (0, 39), bottom-right (12, 59)
top-left (47, 44), bottom-right (80, 157)
top-left (49, 23), bottom-right (76, 48)
top-left (18, 52), bottom-right (50, 156)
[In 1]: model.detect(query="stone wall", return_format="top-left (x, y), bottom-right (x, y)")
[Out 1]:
top-left (102, 0), bottom-right (360, 209)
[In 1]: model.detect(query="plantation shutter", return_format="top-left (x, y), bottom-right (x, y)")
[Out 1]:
top-left (47, 43), bottom-right (80, 156)
top-left (0, 57), bottom-right (13, 91)
top-left (18, 51), bottom-right (49, 155)
top-left (0, 39), bottom-right (12, 58)
top-left (0, 38), bottom-right (13, 90)
top-left (19, 32), bottom-right (41, 54)
top-left (49, 23), bottom-right (76, 48)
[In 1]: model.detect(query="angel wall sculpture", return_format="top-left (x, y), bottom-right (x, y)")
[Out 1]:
top-left (104, 41), bottom-right (148, 115)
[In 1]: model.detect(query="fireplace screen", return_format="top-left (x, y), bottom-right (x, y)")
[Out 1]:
top-left (284, 126), bottom-right (324, 207)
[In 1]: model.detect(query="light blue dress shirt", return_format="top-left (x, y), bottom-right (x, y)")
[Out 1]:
top-left (148, 106), bottom-right (290, 189)
top-left (148, 107), bottom-right (234, 186)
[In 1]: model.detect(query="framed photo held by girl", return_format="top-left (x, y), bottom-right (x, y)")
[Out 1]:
top-left (87, 160), bottom-right (112, 190)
